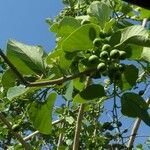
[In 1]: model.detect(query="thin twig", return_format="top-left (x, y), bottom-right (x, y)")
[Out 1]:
top-left (72, 77), bottom-right (91, 150)
top-left (0, 112), bottom-right (31, 150)
top-left (28, 68), bottom-right (96, 87)
top-left (23, 119), bottom-right (64, 141)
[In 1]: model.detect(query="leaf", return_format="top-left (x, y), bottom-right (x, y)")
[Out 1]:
top-left (141, 47), bottom-right (150, 62)
top-left (63, 81), bottom-right (74, 101)
top-left (65, 116), bottom-right (74, 125)
top-left (121, 92), bottom-right (150, 126)
top-left (73, 84), bottom-right (105, 103)
top-left (87, 1), bottom-right (112, 28)
top-left (7, 85), bottom-right (28, 100)
top-left (122, 65), bottom-right (138, 90)
top-left (28, 92), bottom-right (57, 134)
top-left (116, 25), bottom-right (150, 47)
top-left (46, 49), bottom-right (72, 69)
top-left (73, 77), bottom-right (86, 91)
top-left (62, 24), bottom-right (101, 52)
top-left (57, 16), bottom-right (80, 37)
top-left (6, 40), bottom-right (46, 75)
top-left (1, 69), bottom-right (16, 90)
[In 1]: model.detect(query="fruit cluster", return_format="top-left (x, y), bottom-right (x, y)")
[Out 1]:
top-left (88, 37), bottom-right (127, 81)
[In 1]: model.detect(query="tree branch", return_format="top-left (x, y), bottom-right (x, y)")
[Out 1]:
top-left (0, 112), bottom-right (31, 150)
top-left (0, 48), bottom-right (97, 87)
top-left (127, 98), bottom-right (150, 149)
top-left (72, 77), bottom-right (91, 150)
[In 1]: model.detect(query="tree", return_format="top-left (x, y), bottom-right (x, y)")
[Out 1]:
top-left (0, 0), bottom-right (150, 149)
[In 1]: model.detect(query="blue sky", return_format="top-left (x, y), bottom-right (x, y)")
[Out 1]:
top-left (0, 0), bottom-right (150, 149)
top-left (0, 0), bottom-right (63, 51)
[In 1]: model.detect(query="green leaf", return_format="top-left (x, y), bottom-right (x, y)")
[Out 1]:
top-left (57, 16), bottom-right (80, 37)
top-left (73, 84), bottom-right (105, 103)
top-left (28, 92), bottom-right (57, 134)
top-left (121, 92), bottom-right (150, 126)
top-left (64, 81), bottom-right (74, 101)
top-left (141, 47), bottom-right (150, 62)
top-left (87, 1), bottom-right (112, 28)
top-left (116, 25), bottom-right (149, 47)
top-left (6, 40), bottom-right (46, 75)
top-left (121, 65), bottom-right (138, 90)
top-left (46, 49), bottom-right (72, 69)
top-left (7, 85), bottom-right (28, 100)
top-left (73, 77), bottom-right (86, 91)
top-left (1, 69), bottom-right (16, 90)
top-left (140, 8), bottom-right (150, 19)
top-left (62, 24), bottom-right (101, 52)
top-left (65, 116), bottom-right (74, 125)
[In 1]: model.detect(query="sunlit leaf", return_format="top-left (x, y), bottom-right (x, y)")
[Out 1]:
top-left (87, 1), bottom-right (112, 28)
top-left (62, 24), bottom-right (101, 52)
top-left (7, 40), bottom-right (46, 75)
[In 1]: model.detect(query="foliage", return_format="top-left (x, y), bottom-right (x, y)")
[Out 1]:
top-left (0, 0), bottom-right (150, 149)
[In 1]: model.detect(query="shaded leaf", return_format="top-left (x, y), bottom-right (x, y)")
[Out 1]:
top-left (121, 92), bottom-right (150, 126)
top-left (73, 84), bottom-right (105, 103)
top-left (122, 65), bottom-right (138, 90)
top-left (28, 92), bottom-right (57, 134)
top-left (1, 69), bottom-right (16, 90)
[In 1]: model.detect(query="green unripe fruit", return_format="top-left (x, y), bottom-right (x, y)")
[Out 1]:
top-left (97, 62), bottom-right (106, 72)
top-left (100, 51), bottom-right (109, 59)
top-left (119, 51), bottom-right (127, 60)
top-left (102, 44), bottom-right (111, 51)
top-left (110, 49), bottom-right (120, 59)
top-left (93, 38), bottom-right (102, 47)
top-left (88, 55), bottom-right (99, 62)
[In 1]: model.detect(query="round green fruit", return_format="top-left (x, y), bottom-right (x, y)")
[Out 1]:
top-left (100, 51), bottom-right (109, 59)
top-left (102, 44), bottom-right (111, 51)
top-left (93, 38), bottom-right (102, 47)
top-left (110, 49), bottom-right (120, 59)
top-left (88, 55), bottom-right (99, 62)
top-left (97, 62), bottom-right (106, 72)
top-left (119, 51), bottom-right (127, 60)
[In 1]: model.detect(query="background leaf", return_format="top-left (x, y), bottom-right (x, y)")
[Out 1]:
top-left (121, 92), bottom-right (150, 126)
top-left (73, 84), bottom-right (105, 103)
top-left (28, 92), bottom-right (57, 134)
